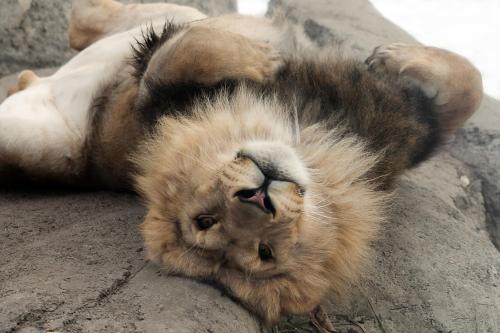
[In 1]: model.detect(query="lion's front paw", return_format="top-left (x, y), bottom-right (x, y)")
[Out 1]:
top-left (365, 43), bottom-right (413, 74)
top-left (365, 43), bottom-right (444, 99)
top-left (366, 43), bottom-right (483, 135)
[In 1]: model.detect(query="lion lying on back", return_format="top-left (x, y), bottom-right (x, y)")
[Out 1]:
top-left (0, 0), bottom-right (482, 326)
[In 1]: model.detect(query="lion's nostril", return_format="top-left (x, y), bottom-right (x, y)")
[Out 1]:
top-left (263, 196), bottom-right (274, 214)
top-left (234, 188), bottom-right (256, 199)
top-left (235, 188), bottom-right (276, 216)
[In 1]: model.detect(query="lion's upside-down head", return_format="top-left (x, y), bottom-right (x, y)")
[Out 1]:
top-left (132, 87), bottom-right (386, 324)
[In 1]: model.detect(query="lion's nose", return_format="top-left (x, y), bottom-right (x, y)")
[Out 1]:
top-left (237, 141), bottom-right (309, 189)
top-left (234, 185), bottom-right (276, 216)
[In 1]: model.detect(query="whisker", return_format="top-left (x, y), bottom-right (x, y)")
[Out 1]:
top-left (292, 103), bottom-right (301, 145)
top-left (178, 242), bottom-right (198, 260)
top-left (313, 202), bottom-right (332, 210)
top-left (244, 266), bottom-right (254, 282)
top-left (308, 210), bottom-right (335, 222)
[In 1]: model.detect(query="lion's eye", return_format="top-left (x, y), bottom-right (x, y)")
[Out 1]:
top-left (258, 243), bottom-right (273, 261)
top-left (195, 215), bottom-right (217, 230)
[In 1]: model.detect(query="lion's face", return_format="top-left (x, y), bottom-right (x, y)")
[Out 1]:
top-left (177, 139), bottom-right (307, 277)
top-left (134, 89), bottom-right (385, 324)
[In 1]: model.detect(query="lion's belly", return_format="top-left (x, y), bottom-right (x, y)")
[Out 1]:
top-left (0, 22), bottom-right (167, 179)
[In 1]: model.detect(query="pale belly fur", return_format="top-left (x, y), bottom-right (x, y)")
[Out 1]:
top-left (0, 18), bottom-right (196, 176)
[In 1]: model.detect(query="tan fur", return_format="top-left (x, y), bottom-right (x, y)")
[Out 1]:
top-left (130, 38), bottom-right (482, 324)
top-left (88, 26), bottom-right (284, 189)
top-left (147, 26), bottom-right (283, 85)
top-left (89, 77), bottom-right (141, 188)
top-left (133, 89), bottom-right (387, 324)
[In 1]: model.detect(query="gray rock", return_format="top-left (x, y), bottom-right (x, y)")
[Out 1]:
top-left (469, 96), bottom-right (500, 131)
top-left (269, 0), bottom-right (500, 332)
top-left (0, 190), bottom-right (259, 333)
top-left (451, 128), bottom-right (500, 250)
top-left (0, 0), bottom-right (236, 77)
top-left (0, 0), bottom-right (75, 77)
top-left (268, 0), bottom-right (418, 58)
top-left (330, 155), bottom-right (500, 333)
top-left (157, 0), bottom-right (236, 16)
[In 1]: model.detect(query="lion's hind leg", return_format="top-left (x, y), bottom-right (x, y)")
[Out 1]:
top-left (366, 44), bottom-right (483, 137)
top-left (69, 0), bottom-right (206, 50)
top-left (0, 90), bottom-right (85, 182)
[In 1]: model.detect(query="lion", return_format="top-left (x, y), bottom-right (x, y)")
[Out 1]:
top-left (0, 0), bottom-right (483, 327)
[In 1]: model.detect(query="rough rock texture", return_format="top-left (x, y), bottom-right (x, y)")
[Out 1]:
top-left (0, 188), bottom-right (259, 333)
top-left (158, 0), bottom-right (236, 16)
top-left (0, 0), bottom-right (236, 77)
top-left (268, 0), bottom-right (500, 332)
top-left (1, 1), bottom-right (500, 333)
top-left (0, 0), bottom-right (75, 77)
top-left (451, 129), bottom-right (500, 250)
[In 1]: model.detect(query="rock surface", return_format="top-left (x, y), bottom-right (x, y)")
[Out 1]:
top-left (0, 190), bottom-right (259, 333)
top-left (268, 0), bottom-right (500, 332)
top-left (451, 128), bottom-right (500, 250)
top-left (0, 0), bottom-right (236, 77)
top-left (1, 0), bottom-right (500, 333)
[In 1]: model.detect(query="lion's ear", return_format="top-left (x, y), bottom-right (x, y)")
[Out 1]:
top-left (140, 210), bottom-right (177, 262)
